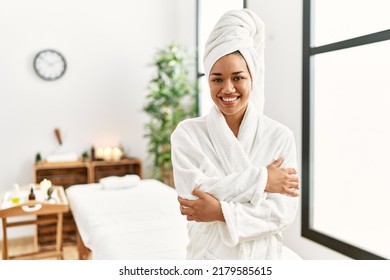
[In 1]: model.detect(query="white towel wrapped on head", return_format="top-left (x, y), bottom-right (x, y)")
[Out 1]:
top-left (99, 174), bottom-right (141, 190)
top-left (203, 8), bottom-right (265, 113)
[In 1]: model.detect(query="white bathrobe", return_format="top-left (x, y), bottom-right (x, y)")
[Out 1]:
top-left (171, 9), bottom-right (299, 260)
top-left (171, 102), bottom-right (298, 259)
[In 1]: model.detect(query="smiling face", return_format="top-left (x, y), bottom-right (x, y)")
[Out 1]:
top-left (209, 52), bottom-right (252, 123)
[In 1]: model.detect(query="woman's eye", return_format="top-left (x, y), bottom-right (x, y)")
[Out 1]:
top-left (233, 76), bottom-right (243, 81)
top-left (212, 78), bottom-right (223, 83)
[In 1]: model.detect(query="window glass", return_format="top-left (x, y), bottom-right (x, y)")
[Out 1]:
top-left (314, 0), bottom-right (390, 46)
top-left (312, 40), bottom-right (390, 258)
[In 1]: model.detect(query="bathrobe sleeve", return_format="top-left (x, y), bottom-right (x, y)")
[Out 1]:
top-left (171, 123), bottom-right (267, 205)
top-left (218, 131), bottom-right (299, 247)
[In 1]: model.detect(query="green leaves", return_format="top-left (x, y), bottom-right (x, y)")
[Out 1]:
top-left (143, 44), bottom-right (196, 186)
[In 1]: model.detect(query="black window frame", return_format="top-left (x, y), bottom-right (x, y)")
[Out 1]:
top-left (302, 0), bottom-right (390, 260)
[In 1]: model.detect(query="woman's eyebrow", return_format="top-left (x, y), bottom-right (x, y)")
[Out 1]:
top-left (210, 71), bottom-right (245, 76)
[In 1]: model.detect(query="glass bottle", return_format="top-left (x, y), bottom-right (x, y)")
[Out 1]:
top-left (28, 186), bottom-right (36, 201)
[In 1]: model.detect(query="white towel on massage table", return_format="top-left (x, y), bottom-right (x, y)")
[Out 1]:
top-left (99, 174), bottom-right (140, 189)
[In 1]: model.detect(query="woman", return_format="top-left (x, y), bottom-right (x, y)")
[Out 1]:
top-left (171, 9), bottom-right (299, 259)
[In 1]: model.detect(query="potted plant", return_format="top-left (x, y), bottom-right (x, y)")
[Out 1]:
top-left (143, 44), bottom-right (196, 186)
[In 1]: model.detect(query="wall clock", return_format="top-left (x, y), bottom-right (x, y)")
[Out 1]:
top-left (33, 49), bottom-right (66, 81)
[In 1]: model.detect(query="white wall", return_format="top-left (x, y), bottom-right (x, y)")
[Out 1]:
top-left (0, 0), bottom-right (195, 239)
top-left (248, 0), bottom-right (350, 259)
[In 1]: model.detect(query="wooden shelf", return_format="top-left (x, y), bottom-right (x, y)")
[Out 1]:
top-left (34, 158), bottom-right (142, 248)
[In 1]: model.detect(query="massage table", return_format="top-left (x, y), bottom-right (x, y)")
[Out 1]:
top-left (66, 179), bottom-right (188, 259)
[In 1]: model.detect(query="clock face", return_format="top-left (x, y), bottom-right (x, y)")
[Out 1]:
top-left (33, 49), bottom-right (66, 81)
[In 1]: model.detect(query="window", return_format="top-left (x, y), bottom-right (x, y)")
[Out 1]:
top-left (196, 0), bottom-right (247, 116)
top-left (302, 0), bottom-right (390, 259)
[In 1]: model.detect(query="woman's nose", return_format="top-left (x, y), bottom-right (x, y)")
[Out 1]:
top-left (221, 80), bottom-right (235, 94)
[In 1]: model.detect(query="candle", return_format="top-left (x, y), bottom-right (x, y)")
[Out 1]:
top-left (112, 147), bottom-right (123, 161)
top-left (95, 147), bottom-right (104, 160)
top-left (95, 146), bottom-right (122, 160)
top-left (103, 147), bottom-right (112, 161)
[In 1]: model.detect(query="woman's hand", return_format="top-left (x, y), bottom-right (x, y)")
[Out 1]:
top-left (178, 188), bottom-right (225, 222)
top-left (265, 158), bottom-right (300, 197)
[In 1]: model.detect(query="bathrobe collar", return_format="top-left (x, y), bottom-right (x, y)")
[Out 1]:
top-left (206, 101), bottom-right (261, 175)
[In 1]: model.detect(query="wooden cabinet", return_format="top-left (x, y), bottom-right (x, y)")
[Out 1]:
top-left (34, 158), bottom-right (142, 248)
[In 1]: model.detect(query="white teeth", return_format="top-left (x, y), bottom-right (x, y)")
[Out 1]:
top-left (221, 97), bottom-right (238, 102)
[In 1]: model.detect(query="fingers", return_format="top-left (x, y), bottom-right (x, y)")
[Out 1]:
top-left (179, 189), bottom-right (219, 222)
top-left (285, 168), bottom-right (297, 175)
top-left (177, 189), bottom-right (206, 215)
top-left (288, 188), bottom-right (300, 197)
top-left (178, 196), bottom-right (197, 217)
top-left (289, 175), bottom-right (299, 183)
top-left (290, 182), bottom-right (299, 189)
top-left (192, 187), bottom-right (205, 198)
top-left (186, 215), bottom-right (197, 222)
top-left (270, 158), bottom-right (284, 167)
top-left (177, 196), bottom-right (194, 208)
top-left (180, 204), bottom-right (191, 215)
top-left (179, 203), bottom-right (199, 222)
top-left (178, 197), bottom-right (196, 218)
top-left (269, 159), bottom-right (297, 176)
top-left (285, 182), bottom-right (300, 197)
